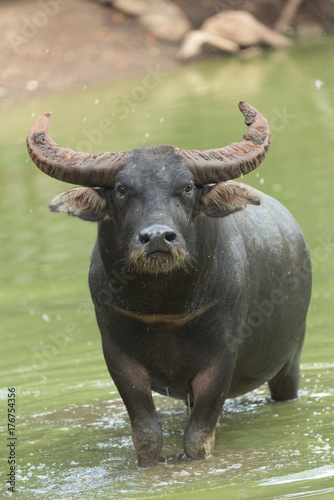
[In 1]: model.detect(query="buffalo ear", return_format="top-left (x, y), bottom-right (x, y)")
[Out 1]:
top-left (201, 182), bottom-right (260, 217)
top-left (49, 187), bottom-right (109, 222)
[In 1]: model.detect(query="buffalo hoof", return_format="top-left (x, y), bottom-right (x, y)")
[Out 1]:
top-left (183, 428), bottom-right (216, 460)
top-left (137, 453), bottom-right (160, 468)
top-left (133, 426), bottom-right (163, 468)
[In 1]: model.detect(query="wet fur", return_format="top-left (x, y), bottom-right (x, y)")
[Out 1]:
top-left (129, 246), bottom-right (189, 274)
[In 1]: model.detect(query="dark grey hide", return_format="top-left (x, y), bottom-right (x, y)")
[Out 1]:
top-left (50, 145), bottom-right (312, 467)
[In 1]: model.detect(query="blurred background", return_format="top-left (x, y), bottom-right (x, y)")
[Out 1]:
top-left (0, 1), bottom-right (334, 499)
top-left (1, 0), bottom-right (334, 105)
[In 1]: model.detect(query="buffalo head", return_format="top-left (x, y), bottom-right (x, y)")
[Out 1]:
top-left (27, 101), bottom-right (270, 275)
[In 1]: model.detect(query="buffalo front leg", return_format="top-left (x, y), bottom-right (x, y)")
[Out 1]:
top-left (184, 350), bottom-right (236, 460)
top-left (102, 337), bottom-right (162, 467)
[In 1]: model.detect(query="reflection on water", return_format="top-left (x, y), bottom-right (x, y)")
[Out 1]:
top-left (1, 39), bottom-right (334, 499)
top-left (14, 371), bottom-right (334, 500)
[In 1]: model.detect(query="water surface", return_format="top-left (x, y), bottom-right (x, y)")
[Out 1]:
top-left (1, 39), bottom-right (334, 499)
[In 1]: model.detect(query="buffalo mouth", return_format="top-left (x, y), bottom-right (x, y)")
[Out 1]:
top-left (129, 247), bottom-right (189, 274)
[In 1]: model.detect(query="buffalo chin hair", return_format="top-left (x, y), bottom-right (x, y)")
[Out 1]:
top-left (129, 247), bottom-right (189, 275)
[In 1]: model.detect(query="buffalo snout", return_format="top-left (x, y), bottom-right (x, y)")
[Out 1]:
top-left (137, 225), bottom-right (178, 253)
top-left (130, 224), bottom-right (188, 274)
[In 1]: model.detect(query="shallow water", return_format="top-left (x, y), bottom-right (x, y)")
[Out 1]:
top-left (1, 39), bottom-right (334, 499)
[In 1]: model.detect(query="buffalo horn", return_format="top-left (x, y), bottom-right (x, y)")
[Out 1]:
top-left (176, 101), bottom-right (271, 185)
top-left (27, 102), bottom-right (270, 188)
top-left (26, 113), bottom-right (129, 187)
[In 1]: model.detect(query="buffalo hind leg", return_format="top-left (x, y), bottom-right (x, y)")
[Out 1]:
top-left (268, 344), bottom-right (303, 402)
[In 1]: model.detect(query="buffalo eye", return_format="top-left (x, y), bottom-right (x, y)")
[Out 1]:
top-left (116, 185), bottom-right (126, 197)
top-left (184, 183), bottom-right (194, 195)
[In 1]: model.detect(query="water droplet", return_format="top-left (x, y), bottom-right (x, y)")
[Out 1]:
top-left (315, 79), bottom-right (325, 90)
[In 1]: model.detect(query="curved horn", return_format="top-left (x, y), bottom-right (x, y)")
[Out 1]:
top-left (26, 113), bottom-right (129, 187)
top-left (176, 101), bottom-right (271, 185)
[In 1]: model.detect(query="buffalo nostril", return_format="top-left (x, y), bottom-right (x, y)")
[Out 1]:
top-left (139, 233), bottom-right (150, 245)
top-left (165, 231), bottom-right (177, 243)
top-left (138, 225), bottom-right (178, 248)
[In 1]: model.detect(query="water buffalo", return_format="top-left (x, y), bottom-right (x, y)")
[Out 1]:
top-left (27, 102), bottom-right (311, 467)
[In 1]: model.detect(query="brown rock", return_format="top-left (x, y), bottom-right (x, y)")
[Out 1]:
top-left (202, 10), bottom-right (292, 49)
top-left (177, 30), bottom-right (239, 60)
top-left (111, 0), bottom-right (191, 41)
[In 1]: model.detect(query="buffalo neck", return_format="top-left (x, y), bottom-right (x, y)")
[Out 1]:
top-left (96, 217), bottom-right (222, 316)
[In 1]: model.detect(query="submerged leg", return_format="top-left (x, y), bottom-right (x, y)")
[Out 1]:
top-left (268, 342), bottom-right (303, 401)
top-left (102, 337), bottom-right (162, 467)
top-left (183, 349), bottom-right (236, 460)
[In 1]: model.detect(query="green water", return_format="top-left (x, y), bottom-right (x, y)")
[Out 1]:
top-left (1, 39), bottom-right (334, 499)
